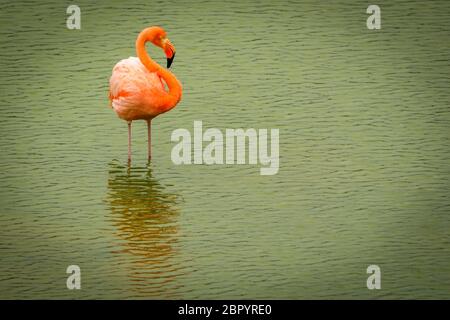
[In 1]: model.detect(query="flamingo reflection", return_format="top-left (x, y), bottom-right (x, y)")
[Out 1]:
top-left (106, 161), bottom-right (183, 298)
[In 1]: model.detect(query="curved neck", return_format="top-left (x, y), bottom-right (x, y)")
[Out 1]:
top-left (136, 28), bottom-right (182, 108)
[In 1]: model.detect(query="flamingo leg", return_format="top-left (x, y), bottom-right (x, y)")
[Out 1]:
top-left (147, 119), bottom-right (152, 161)
top-left (127, 121), bottom-right (132, 162)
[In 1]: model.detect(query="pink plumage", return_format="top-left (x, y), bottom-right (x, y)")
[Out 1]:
top-left (108, 26), bottom-right (182, 161)
top-left (109, 57), bottom-right (166, 121)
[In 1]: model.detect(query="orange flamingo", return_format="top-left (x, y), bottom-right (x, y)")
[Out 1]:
top-left (109, 26), bottom-right (182, 161)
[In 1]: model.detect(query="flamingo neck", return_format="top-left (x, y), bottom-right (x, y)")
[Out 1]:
top-left (136, 28), bottom-right (182, 109)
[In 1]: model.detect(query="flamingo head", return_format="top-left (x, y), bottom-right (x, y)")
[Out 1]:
top-left (149, 27), bottom-right (176, 69)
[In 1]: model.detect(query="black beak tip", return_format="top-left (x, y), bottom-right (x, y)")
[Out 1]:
top-left (167, 52), bottom-right (175, 68)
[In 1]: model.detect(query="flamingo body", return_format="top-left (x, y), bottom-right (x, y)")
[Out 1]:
top-left (110, 57), bottom-right (166, 121)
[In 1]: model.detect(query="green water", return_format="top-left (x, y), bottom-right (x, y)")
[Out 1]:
top-left (0, 0), bottom-right (449, 299)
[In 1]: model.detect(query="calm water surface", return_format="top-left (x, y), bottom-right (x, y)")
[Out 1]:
top-left (0, 0), bottom-right (449, 299)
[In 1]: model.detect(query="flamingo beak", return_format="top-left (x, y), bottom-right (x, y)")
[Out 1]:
top-left (167, 52), bottom-right (175, 68)
top-left (164, 39), bottom-right (176, 68)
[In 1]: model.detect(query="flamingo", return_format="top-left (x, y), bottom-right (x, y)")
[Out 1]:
top-left (109, 26), bottom-right (182, 161)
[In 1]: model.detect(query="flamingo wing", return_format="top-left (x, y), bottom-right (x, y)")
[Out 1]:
top-left (109, 57), bottom-right (166, 120)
